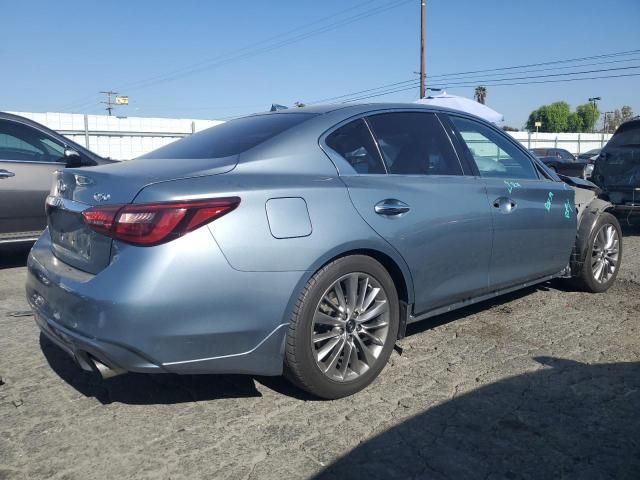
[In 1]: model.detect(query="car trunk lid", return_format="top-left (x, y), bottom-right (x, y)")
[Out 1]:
top-left (46, 155), bottom-right (238, 274)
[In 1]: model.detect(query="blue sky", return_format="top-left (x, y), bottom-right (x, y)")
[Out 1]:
top-left (1, 0), bottom-right (638, 127)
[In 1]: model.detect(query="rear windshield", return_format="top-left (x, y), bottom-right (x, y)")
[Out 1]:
top-left (142, 113), bottom-right (316, 159)
top-left (607, 121), bottom-right (640, 148)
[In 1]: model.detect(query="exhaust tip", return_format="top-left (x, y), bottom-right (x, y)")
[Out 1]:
top-left (91, 357), bottom-right (126, 379)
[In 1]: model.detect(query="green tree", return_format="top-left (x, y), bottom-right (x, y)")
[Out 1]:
top-left (545, 102), bottom-right (571, 132)
top-left (576, 103), bottom-right (600, 132)
top-left (474, 86), bottom-right (487, 105)
top-left (567, 112), bottom-right (584, 132)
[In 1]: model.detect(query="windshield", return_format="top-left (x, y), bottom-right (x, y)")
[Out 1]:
top-left (141, 113), bottom-right (316, 159)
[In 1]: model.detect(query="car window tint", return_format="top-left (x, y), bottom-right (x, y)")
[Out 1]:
top-left (142, 113), bottom-right (316, 159)
top-left (366, 112), bottom-right (462, 175)
top-left (0, 120), bottom-right (65, 163)
top-left (325, 119), bottom-right (386, 174)
top-left (449, 116), bottom-right (538, 179)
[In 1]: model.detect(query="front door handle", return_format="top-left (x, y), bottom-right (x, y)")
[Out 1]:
top-left (375, 199), bottom-right (410, 216)
top-left (493, 196), bottom-right (517, 214)
top-left (0, 169), bottom-right (15, 179)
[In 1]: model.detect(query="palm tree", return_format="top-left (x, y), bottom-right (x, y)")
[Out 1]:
top-left (474, 86), bottom-right (487, 105)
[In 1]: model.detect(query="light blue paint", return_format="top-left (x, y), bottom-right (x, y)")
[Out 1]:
top-left (504, 181), bottom-right (521, 194)
top-left (544, 192), bottom-right (554, 212)
top-left (563, 199), bottom-right (572, 219)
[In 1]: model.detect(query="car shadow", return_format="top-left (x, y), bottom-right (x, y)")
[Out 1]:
top-left (0, 243), bottom-right (32, 269)
top-left (621, 222), bottom-right (640, 237)
top-left (40, 334), bottom-right (263, 404)
top-left (314, 357), bottom-right (640, 479)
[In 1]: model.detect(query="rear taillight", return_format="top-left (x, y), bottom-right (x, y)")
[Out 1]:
top-left (82, 197), bottom-right (240, 246)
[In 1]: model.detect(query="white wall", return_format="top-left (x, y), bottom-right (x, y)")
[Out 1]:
top-left (508, 131), bottom-right (612, 155)
top-left (9, 111), bottom-right (224, 160)
top-left (9, 111), bottom-right (613, 160)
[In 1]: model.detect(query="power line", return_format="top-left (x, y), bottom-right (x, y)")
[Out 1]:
top-left (60, 0), bottom-right (412, 111)
top-left (341, 72), bottom-right (640, 103)
top-left (310, 49), bottom-right (640, 104)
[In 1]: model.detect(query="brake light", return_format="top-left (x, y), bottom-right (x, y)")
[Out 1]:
top-left (82, 197), bottom-right (240, 246)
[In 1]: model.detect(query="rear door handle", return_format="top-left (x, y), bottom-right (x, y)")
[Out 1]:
top-left (0, 169), bottom-right (15, 179)
top-left (493, 196), bottom-right (517, 214)
top-left (375, 199), bottom-right (410, 216)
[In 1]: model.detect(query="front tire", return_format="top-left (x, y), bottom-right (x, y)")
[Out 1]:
top-left (572, 212), bottom-right (622, 293)
top-left (284, 255), bottom-right (399, 399)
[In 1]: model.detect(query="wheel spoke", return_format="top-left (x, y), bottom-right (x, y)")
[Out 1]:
top-left (359, 329), bottom-right (384, 346)
top-left (316, 336), bottom-right (342, 362)
top-left (362, 287), bottom-right (381, 312)
top-left (334, 282), bottom-right (347, 311)
top-left (357, 300), bottom-right (388, 323)
top-left (361, 318), bottom-right (389, 330)
top-left (313, 330), bottom-right (342, 343)
top-left (357, 277), bottom-right (370, 311)
top-left (322, 295), bottom-right (342, 313)
top-left (346, 274), bottom-right (359, 311)
top-left (338, 339), bottom-right (354, 379)
top-left (353, 334), bottom-right (376, 366)
top-left (314, 312), bottom-right (345, 328)
top-left (323, 336), bottom-right (346, 373)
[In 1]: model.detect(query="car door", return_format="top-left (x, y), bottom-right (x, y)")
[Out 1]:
top-left (0, 119), bottom-right (67, 239)
top-left (324, 111), bottom-right (493, 315)
top-left (446, 114), bottom-right (576, 291)
top-left (557, 149), bottom-right (585, 177)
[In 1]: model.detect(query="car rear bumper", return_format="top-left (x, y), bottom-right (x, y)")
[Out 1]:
top-left (26, 228), bottom-right (307, 377)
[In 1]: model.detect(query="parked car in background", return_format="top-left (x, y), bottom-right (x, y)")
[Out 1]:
top-left (530, 147), bottom-right (588, 178)
top-left (578, 148), bottom-right (601, 178)
top-left (27, 104), bottom-right (622, 399)
top-left (0, 112), bottom-right (114, 244)
top-left (592, 118), bottom-right (640, 223)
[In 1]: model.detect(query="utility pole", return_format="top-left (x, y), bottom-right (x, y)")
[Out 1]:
top-left (100, 91), bottom-right (118, 116)
top-left (419, 0), bottom-right (425, 99)
top-left (588, 96), bottom-right (601, 133)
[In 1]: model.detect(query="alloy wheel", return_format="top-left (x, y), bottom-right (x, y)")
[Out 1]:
top-left (591, 224), bottom-right (619, 283)
top-left (311, 272), bottom-right (390, 382)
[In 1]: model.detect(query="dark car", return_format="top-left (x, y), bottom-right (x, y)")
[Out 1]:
top-left (591, 118), bottom-right (640, 222)
top-left (0, 112), bottom-right (114, 244)
top-left (530, 148), bottom-right (588, 178)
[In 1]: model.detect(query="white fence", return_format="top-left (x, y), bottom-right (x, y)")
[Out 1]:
top-left (508, 132), bottom-right (612, 155)
top-left (9, 111), bottom-right (223, 160)
top-left (10, 111), bottom-right (613, 160)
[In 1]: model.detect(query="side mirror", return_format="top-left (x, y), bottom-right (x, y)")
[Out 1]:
top-left (64, 148), bottom-right (83, 167)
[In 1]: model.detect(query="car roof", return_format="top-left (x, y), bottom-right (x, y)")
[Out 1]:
top-left (246, 102), bottom-right (476, 118)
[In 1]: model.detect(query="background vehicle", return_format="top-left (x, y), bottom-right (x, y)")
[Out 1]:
top-left (592, 118), bottom-right (640, 223)
top-left (0, 112), bottom-right (114, 244)
top-left (578, 148), bottom-right (601, 178)
top-left (26, 104), bottom-right (621, 399)
top-left (530, 147), bottom-right (588, 178)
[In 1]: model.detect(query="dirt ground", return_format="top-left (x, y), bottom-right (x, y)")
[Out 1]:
top-left (1, 227), bottom-right (639, 480)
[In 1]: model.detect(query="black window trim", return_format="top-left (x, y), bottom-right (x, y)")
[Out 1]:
top-left (319, 108), bottom-right (471, 177)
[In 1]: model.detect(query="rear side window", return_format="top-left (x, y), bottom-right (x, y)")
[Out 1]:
top-left (449, 116), bottom-right (538, 179)
top-left (367, 112), bottom-right (462, 175)
top-left (325, 119), bottom-right (386, 174)
top-left (143, 113), bottom-right (316, 159)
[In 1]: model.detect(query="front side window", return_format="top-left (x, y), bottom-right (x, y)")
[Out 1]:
top-left (449, 116), bottom-right (538, 179)
top-left (0, 120), bottom-right (65, 163)
top-left (325, 119), bottom-right (386, 174)
top-left (366, 112), bottom-right (462, 175)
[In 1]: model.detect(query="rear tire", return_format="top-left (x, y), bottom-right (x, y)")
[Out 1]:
top-left (572, 212), bottom-right (622, 293)
top-left (284, 255), bottom-right (399, 399)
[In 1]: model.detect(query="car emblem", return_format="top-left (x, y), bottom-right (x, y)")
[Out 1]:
top-left (93, 192), bottom-right (111, 202)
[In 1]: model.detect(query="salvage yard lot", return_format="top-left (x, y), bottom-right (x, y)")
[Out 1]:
top-left (1, 230), bottom-right (639, 480)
